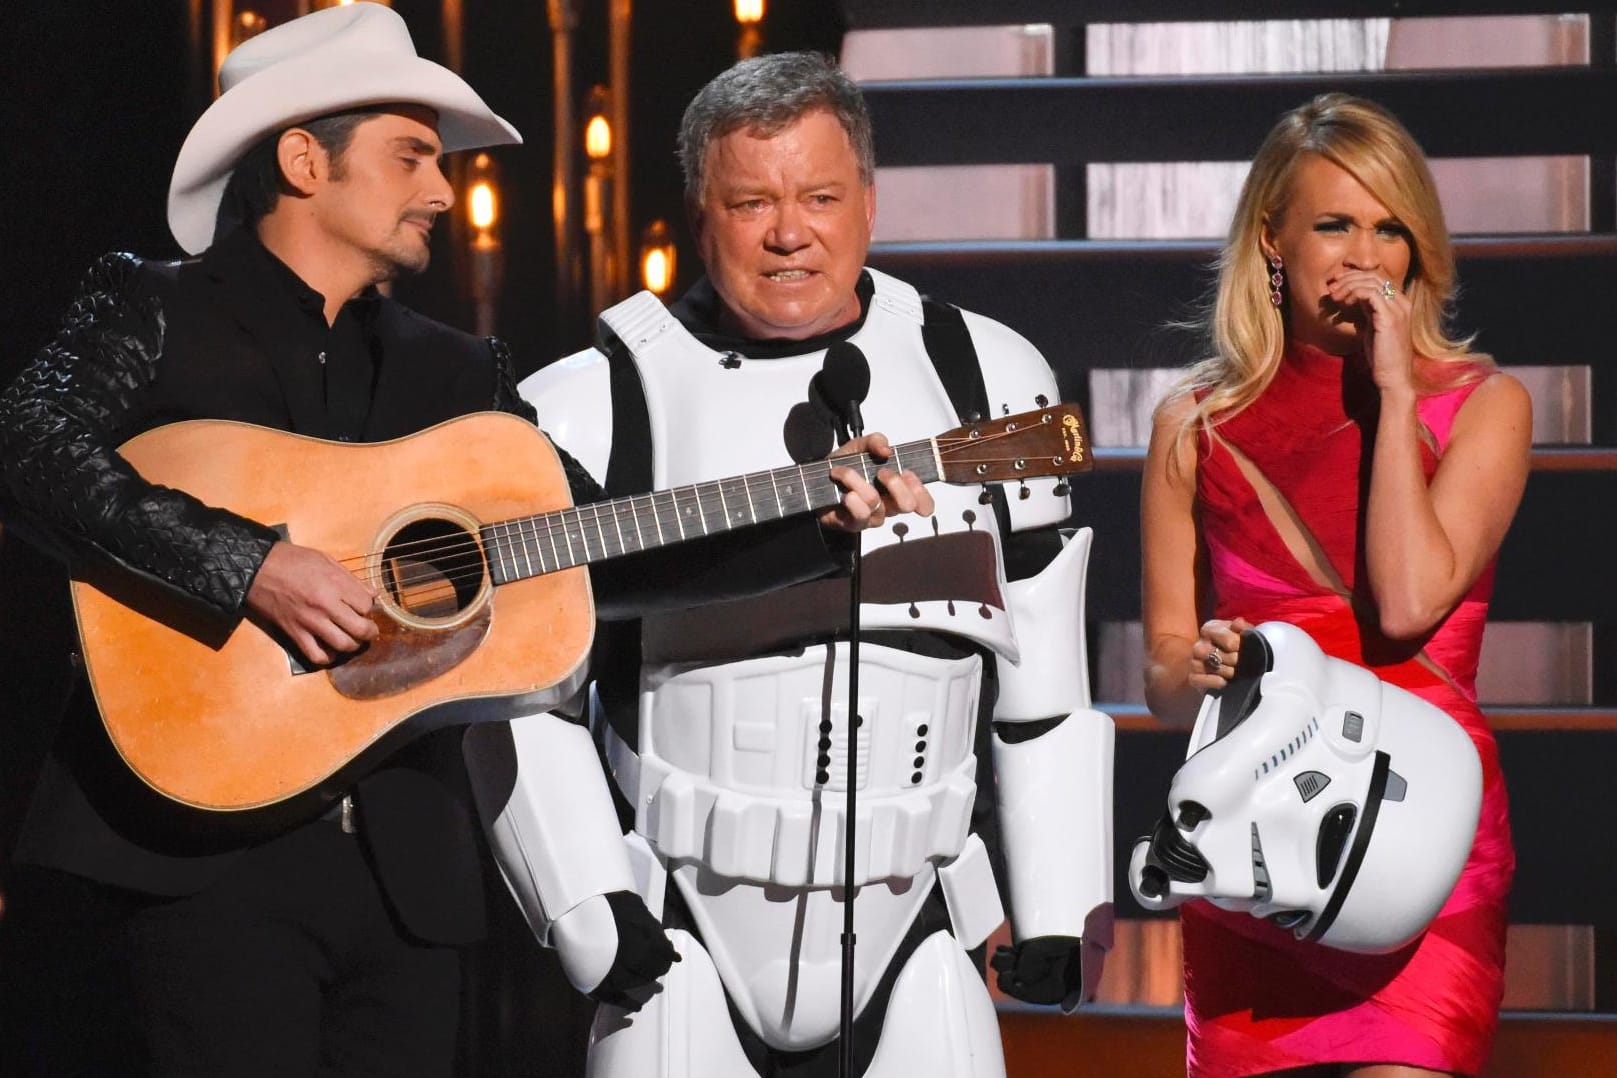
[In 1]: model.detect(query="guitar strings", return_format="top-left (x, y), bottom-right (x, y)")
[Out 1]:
top-left (330, 425), bottom-right (1041, 570)
top-left (332, 425), bottom-right (1046, 571)
top-left (347, 451), bottom-right (1067, 606)
top-left (341, 443), bottom-right (1069, 605)
top-left (332, 425), bottom-right (1066, 605)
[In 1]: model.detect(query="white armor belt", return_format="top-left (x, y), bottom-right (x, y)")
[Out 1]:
top-left (635, 642), bottom-right (982, 888)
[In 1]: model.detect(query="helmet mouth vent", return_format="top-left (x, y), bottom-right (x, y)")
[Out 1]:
top-left (1269, 909), bottom-right (1311, 930)
top-left (1251, 821), bottom-right (1271, 900)
top-left (1147, 813), bottom-right (1210, 883)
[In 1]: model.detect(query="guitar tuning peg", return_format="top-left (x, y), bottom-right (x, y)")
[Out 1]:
top-left (1052, 481), bottom-right (1070, 497)
top-left (978, 489), bottom-right (994, 505)
top-left (1017, 482), bottom-right (1030, 501)
top-left (1035, 394), bottom-right (1049, 408)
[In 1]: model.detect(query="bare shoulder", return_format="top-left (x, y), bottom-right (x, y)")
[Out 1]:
top-left (1452, 368), bottom-right (1532, 446)
top-left (1145, 389), bottom-right (1201, 489)
top-left (1152, 388), bottom-right (1200, 431)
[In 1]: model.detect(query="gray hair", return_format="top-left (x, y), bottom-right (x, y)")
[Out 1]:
top-left (678, 52), bottom-right (874, 201)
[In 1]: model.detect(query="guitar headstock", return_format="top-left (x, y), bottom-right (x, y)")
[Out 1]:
top-left (935, 403), bottom-right (1092, 485)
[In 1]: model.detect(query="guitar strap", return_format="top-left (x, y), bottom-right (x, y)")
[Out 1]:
top-left (917, 296), bottom-right (1011, 540)
top-left (603, 339), bottom-right (654, 499)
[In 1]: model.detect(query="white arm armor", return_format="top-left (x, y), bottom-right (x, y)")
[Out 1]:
top-left (519, 347), bottom-right (613, 483)
top-left (992, 527), bottom-right (1115, 947)
top-left (463, 713), bottom-right (638, 993)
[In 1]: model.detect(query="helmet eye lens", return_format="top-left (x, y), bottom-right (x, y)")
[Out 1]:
top-left (1315, 803), bottom-right (1357, 888)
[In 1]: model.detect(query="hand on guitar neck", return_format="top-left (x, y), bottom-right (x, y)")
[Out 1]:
top-left (818, 432), bottom-right (935, 533)
top-left (246, 541), bottom-right (381, 667)
top-left (244, 430), bottom-right (931, 669)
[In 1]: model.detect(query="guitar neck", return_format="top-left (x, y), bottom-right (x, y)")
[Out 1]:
top-left (481, 437), bottom-right (942, 586)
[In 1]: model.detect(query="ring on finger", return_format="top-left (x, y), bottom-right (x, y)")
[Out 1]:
top-left (1203, 652), bottom-right (1222, 673)
top-left (1380, 279), bottom-right (1397, 299)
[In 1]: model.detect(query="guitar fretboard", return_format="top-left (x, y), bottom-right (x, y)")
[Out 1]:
top-left (479, 438), bottom-right (941, 586)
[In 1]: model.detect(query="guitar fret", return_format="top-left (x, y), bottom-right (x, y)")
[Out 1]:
top-left (693, 485), bottom-right (709, 535)
top-left (622, 496), bottom-right (643, 552)
top-left (741, 475), bottom-right (758, 522)
top-left (588, 502), bottom-right (611, 560)
top-left (578, 508), bottom-right (598, 562)
top-left (527, 517), bottom-right (549, 574)
top-left (514, 520), bottom-right (533, 579)
top-left (651, 491), bottom-right (668, 545)
top-left (545, 514), bottom-right (562, 569)
top-left (667, 489), bottom-right (686, 541)
top-left (715, 481), bottom-right (730, 530)
top-left (559, 510), bottom-right (577, 566)
top-left (767, 468), bottom-right (783, 518)
top-left (486, 523), bottom-right (506, 585)
top-left (609, 500), bottom-right (627, 554)
top-left (795, 464), bottom-right (812, 514)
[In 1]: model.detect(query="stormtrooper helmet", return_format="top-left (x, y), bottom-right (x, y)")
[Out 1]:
top-left (1128, 621), bottom-right (1480, 953)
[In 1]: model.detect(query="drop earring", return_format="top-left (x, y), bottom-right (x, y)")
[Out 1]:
top-left (1267, 254), bottom-right (1285, 308)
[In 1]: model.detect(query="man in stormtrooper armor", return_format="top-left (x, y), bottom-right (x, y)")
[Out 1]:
top-left (467, 52), bottom-right (1114, 1077)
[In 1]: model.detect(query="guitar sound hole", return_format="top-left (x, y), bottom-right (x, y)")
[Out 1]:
top-left (380, 518), bottom-right (486, 621)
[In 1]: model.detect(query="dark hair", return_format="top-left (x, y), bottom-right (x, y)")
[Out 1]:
top-left (678, 51), bottom-right (874, 202)
top-left (214, 108), bottom-right (381, 240)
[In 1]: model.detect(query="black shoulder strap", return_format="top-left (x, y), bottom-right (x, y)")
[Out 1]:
top-left (919, 296), bottom-right (991, 424)
top-left (918, 295), bottom-right (1010, 536)
top-left (602, 335), bottom-right (654, 498)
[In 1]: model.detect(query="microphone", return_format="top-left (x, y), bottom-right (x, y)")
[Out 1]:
top-left (812, 341), bottom-right (870, 440)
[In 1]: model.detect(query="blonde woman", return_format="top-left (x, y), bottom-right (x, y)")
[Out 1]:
top-left (1142, 94), bottom-right (1530, 1077)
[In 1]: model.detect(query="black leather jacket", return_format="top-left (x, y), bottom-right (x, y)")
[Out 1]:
top-left (0, 249), bottom-right (563, 624)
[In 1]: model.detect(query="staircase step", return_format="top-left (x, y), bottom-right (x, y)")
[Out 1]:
top-left (864, 69), bottom-right (1617, 166)
top-left (997, 1007), bottom-right (1617, 1077)
top-left (844, 0), bottom-right (1609, 30)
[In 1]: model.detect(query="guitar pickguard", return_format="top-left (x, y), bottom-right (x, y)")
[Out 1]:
top-left (329, 605), bottom-right (493, 701)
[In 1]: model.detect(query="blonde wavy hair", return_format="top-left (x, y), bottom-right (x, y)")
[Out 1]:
top-left (1173, 93), bottom-right (1488, 439)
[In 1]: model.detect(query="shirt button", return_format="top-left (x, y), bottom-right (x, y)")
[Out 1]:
top-left (317, 351), bottom-right (327, 365)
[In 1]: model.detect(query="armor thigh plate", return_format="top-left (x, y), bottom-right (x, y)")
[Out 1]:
top-left (635, 643), bottom-right (982, 887)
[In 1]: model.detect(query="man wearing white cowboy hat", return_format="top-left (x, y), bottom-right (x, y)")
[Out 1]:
top-left (0, 5), bottom-right (925, 1075)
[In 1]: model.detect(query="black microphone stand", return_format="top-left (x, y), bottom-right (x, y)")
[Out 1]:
top-left (813, 342), bottom-right (872, 1078)
top-left (834, 403), bottom-right (863, 1078)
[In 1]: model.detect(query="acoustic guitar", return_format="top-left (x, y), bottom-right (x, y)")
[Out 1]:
top-left (71, 404), bottom-right (1091, 812)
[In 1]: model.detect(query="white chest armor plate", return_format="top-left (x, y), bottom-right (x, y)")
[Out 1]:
top-left (599, 271), bottom-right (1018, 887)
top-left (601, 268), bottom-right (1019, 659)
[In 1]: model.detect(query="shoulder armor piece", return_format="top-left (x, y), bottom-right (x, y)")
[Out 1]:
top-left (957, 309), bottom-right (1069, 531)
top-left (520, 348), bottom-right (614, 485)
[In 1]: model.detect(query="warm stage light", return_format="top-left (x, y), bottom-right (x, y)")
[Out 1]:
top-left (467, 152), bottom-right (500, 235)
top-left (640, 220), bottom-right (676, 296)
top-left (735, 0), bottom-right (765, 25)
top-left (585, 115), bottom-right (612, 161)
top-left (469, 182), bottom-right (497, 232)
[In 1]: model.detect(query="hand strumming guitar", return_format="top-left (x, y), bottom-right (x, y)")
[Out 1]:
top-left (246, 541), bottom-right (380, 666)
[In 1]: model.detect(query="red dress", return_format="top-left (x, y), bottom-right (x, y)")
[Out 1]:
top-left (1183, 344), bottom-right (1514, 1076)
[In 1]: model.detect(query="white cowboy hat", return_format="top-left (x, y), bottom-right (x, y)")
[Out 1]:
top-left (168, 2), bottom-right (521, 254)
